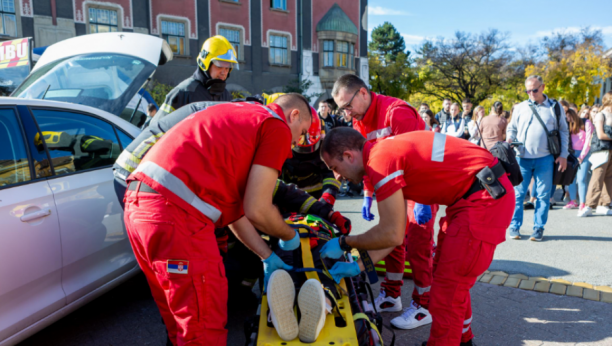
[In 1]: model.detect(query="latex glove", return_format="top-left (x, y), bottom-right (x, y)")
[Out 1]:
top-left (413, 203), bottom-right (432, 225)
top-left (362, 196), bottom-right (375, 221)
top-left (329, 211), bottom-right (352, 235)
top-left (278, 229), bottom-right (300, 251)
top-left (328, 262), bottom-right (361, 283)
top-left (319, 238), bottom-right (344, 259)
top-left (262, 252), bottom-right (293, 292)
top-left (319, 192), bottom-right (336, 206)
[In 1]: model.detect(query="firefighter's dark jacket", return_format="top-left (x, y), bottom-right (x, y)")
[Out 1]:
top-left (157, 68), bottom-right (232, 117)
top-left (282, 150), bottom-right (341, 200)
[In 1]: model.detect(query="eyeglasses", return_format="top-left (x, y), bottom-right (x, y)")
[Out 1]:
top-left (525, 85), bottom-right (542, 94)
top-left (337, 89), bottom-right (361, 113)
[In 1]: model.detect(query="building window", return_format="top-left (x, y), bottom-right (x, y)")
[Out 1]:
top-left (323, 40), bottom-right (334, 67)
top-left (162, 21), bottom-right (185, 55)
top-left (349, 43), bottom-right (355, 70)
top-left (220, 28), bottom-right (241, 60)
top-left (336, 41), bottom-right (349, 68)
top-left (270, 34), bottom-right (288, 65)
top-left (270, 0), bottom-right (286, 11)
top-left (88, 8), bottom-right (118, 33)
top-left (0, 0), bottom-right (16, 37)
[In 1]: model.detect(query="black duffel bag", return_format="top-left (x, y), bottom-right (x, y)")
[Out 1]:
top-left (489, 141), bottom-right (523, 186)
top-left (553, 152), bottom-right (579, 185)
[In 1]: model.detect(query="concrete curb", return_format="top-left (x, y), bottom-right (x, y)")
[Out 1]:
top-left (477, 271), bottom-right (612, 303)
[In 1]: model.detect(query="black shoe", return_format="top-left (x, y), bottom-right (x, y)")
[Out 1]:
top-left (524, 201), bottom-right (535, 210)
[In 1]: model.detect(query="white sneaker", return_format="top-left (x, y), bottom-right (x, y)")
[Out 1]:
top-left (595, 206), bottom-right (612, 215)
top-left (267, 270), bottom-right (298, 341)
top-left (374, 290), bottom-right (402, 312)
top-left (578, 206), bottom-right (594, 217)
top-left (390, 300), bottom-right (433, 330)
top-left (297, 279), bottom-right (327, 343)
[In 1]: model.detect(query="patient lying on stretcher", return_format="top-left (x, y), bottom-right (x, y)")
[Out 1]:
top-left (267, 269), bottom-right (336, 343)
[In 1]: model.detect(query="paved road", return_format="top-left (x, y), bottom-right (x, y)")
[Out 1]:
top-left (337, 195), bottom-right (612, 286)
top-left (18, 195), bottom-right (612, 345)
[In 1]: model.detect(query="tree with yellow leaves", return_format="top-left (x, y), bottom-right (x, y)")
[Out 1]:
top-left (525, 30), bottom-right (611, 105)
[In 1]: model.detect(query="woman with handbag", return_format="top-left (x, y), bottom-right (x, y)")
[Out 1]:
top-left (579, 92), bottom-right (612, 217)
top-left (563, 108), bottom-right (593, 210)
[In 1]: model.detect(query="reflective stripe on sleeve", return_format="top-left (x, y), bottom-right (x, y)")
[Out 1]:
top-left (135, 161), bottom-right (222, 223)
top-left (160, 103), bottom-right (175, 114)
top-left (431, 132), bottom-right (446, 162)
top-left (323, 178), bottom-right (341, 190)
top-left (366, 126), bottom-right (392, 141)
top-left (373, 170), bottom-right (404, 191)
top-left (464, 316), bottom-right (472, 324)
top-left (115, 151), bottom-right (141, 173)
top-left (134, 132), bottom-right (164, 159)
top-left (462, 326), bottom-right (471, 333)
top-left (299, 196), bottom-right (317, 213)
top-left (302, 183), bottom-right (323, 193)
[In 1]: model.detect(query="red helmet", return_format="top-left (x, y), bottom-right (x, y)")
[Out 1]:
top-left (293, 106), bottom-right (321, 154)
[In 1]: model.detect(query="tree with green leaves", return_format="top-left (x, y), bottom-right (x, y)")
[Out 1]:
top-left (369, 21), bottom-right (406, 62)
top-left (368, 22), bottom-right (420, 99)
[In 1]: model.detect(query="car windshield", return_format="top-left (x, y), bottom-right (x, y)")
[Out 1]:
top-left (12, 53), bottom-right (156, 117)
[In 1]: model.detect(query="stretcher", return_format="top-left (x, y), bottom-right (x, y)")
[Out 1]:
top-left (244, 214), bottom-right (394, 346)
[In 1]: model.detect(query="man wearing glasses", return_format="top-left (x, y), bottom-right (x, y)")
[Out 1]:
top-left (506, 75), bottom-right (569, 242)
top-left (331, 74), bottom-right (437, 331)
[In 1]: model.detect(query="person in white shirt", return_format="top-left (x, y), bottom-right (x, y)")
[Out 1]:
top-left (441, 103), bottom-right (466, 138)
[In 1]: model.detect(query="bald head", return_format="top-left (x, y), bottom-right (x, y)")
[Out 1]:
top-left (273, 93), bottom-right (312, 121)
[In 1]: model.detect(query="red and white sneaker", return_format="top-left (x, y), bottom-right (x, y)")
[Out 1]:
top-left (391, 300), bottom-right (432, 330)
top-left (374, 289), bottom-right (402, 312)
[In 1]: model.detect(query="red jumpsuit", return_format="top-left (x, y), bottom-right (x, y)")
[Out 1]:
top-left (125, 102), bottom-right (292, 345)
top-left (364, 132), bottom-right (514, 345)
top-left (353, 92), bottom-right (430, 302)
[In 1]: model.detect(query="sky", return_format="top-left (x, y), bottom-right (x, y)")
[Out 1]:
top-left (367, 0), bottom-right (612, 52)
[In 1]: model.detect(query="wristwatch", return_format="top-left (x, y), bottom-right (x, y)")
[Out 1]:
top-left (339, 235), bottom-right (352, 252)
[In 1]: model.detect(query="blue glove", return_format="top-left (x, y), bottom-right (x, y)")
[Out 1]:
top-left (362, 196), bottom-right (375, 221)
top-left (319, 238), bottom-right (344, 259)
top-left (279, 229), bottom-right (300, 251)
top-left (413, 203), bottom-right (432, 225)
top-left (328, 262), bottom-right (361, 283)
top-left (262, 252), bottom-right (293, 292)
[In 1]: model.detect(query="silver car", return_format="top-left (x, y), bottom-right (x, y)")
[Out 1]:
top-left (0, 32), bottom-right (172, 345)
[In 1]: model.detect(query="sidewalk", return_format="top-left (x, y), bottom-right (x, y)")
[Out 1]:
top-left (369, 279), bottom-right (612, 346)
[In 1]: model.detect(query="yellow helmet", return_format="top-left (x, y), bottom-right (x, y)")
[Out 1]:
top-left (262, 93), bottom-right (285, 105)
top-left (197, 35), bottom-right (239, 73)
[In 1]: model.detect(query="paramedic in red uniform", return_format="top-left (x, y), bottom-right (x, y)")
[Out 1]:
top-left (332, 74), bottom-right (435, 328)
top-left (123, 94), bottom-right (313, 346)
top-left (319, 128), bottom-right (514, 346)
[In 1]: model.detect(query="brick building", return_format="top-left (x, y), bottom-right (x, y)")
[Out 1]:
top-left (7, 0), bottom-right (368, 104)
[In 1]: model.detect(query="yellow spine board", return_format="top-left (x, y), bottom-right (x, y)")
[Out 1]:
top-left (258, 219), bottom-right (359, 345)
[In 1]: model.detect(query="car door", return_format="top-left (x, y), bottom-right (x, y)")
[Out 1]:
top-left (0, 107), bottom-right (65, 343)
top-left (29, 107), bottom-right (136, 304)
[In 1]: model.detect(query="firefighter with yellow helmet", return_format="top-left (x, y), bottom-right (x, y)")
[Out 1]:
top-left (156, 35), bottom-right (238, 118)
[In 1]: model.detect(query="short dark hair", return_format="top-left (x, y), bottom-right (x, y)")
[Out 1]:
top-left (320, 127), bottom-right (366, 160)
top-left (148, 103), bottom-right (158, 112)
top-left (332, 74), bottom-right (368, 97)
top-left (462, 98), bottom-right (472, 104)
top-left (274, 93), bottom-right (312, 120)
top-left (420, 102), bottom-right (429, 107)
top-left (443, 98), bottom-right (452, 103)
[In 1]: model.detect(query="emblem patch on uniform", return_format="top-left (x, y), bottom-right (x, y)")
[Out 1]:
top-left (167, 260), bottom-right (189, 274)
